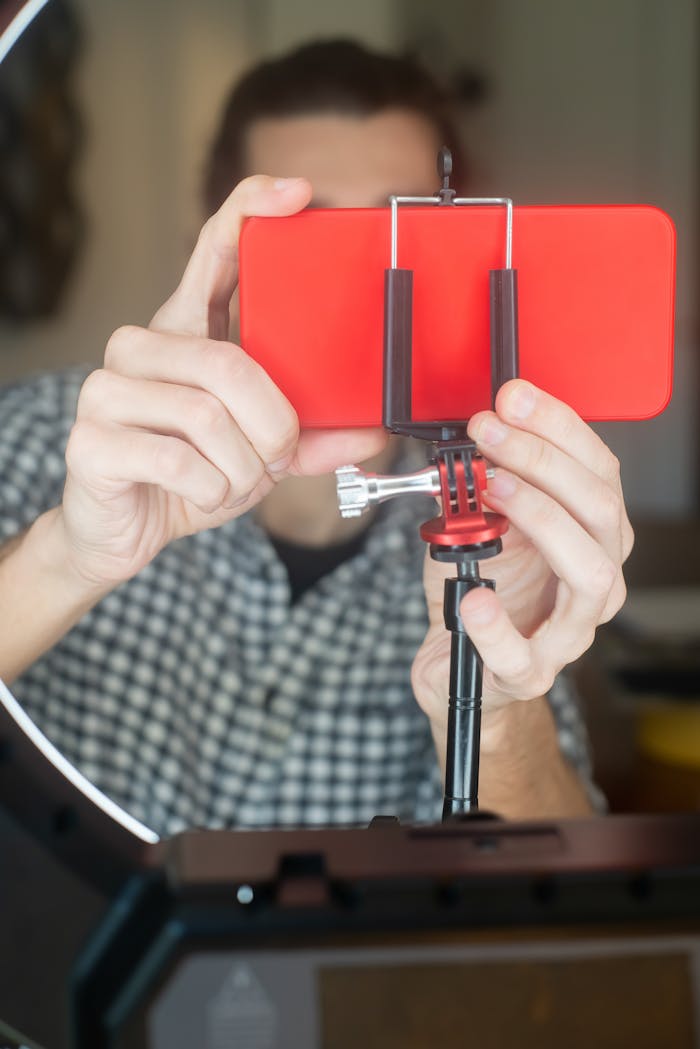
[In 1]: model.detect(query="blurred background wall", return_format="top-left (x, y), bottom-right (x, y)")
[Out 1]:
top-left (0, 0), bottom-right (696, 521)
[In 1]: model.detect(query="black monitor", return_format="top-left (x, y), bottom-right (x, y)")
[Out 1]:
top-left (2, 680), bottom-right (700, 1048)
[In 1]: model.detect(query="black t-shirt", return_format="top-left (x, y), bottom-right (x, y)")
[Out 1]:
top-left (268, 527), bottom-right (369, 603)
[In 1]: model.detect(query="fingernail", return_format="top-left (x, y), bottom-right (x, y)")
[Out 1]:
top-left (488, 470), bottom-right (517, 499)
top-left (474, 417), bottom-right (508, 446)
top-left (273, 177), bottom-right (306, 192)
top-left (505, 382), bottom-right (536, 419)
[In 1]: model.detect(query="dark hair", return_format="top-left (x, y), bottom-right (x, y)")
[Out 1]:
top-left (203, 38), bottom-right (467, 214)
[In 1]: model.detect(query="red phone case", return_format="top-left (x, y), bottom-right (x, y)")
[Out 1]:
top-left (239, 205), bottom-right (675, 426)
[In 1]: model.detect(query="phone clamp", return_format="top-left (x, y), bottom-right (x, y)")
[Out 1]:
top-left (384, 146), bottom-right (518, 435)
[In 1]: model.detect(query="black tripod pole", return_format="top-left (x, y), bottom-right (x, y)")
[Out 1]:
top-left (441, 556), bottom-right (495, 819)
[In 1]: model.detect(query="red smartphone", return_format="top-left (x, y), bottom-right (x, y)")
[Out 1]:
top-left (238, 205), bottom-right (676, 427)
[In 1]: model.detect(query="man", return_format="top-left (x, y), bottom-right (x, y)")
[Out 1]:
top-left (0, 40), bottom-right (630, 833)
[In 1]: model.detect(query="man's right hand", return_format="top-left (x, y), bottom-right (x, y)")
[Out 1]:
top-left (58, 175), bottom-right (386, 590)
top-left (0, 177), bottom-right (385, 682)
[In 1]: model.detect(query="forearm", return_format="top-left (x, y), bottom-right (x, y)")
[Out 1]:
top-left (430, 695), bottom-right (594, 820)
top-left (479, 697), bottom-right (594, 818)
top-left (0, 508), bottom-right (108, 684)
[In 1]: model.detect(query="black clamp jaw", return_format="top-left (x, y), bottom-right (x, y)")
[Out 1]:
top-left (337, 148), bottom-right (520, 820)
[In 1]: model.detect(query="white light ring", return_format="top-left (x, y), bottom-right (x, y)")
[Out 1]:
top-left (0, 0), bottom-right (53, 64)
top-left (0, 675), bottom-right (160, 844)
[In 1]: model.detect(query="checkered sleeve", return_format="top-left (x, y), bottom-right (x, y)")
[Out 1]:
top-left (0, 368), bottom-right (88, 542)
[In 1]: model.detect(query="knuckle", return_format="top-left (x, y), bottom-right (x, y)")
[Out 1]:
top-left (612, 575), bottom-right (628, 612)
top-left (266, 413), bottom-right (299, 461)
top-left (77, 368), bottom-right (111, 415)
top-left (104, 324), bottom-right (142, 369)
top-left (528, 668), bottom-right (555, 699)
top-left (152, 439), bottom-right (189, 482)
top-left (551, 409), bottom-right (579, 451)
top-left (190, 390), bottom-right (229, 435)
top-left (523, 435), bottom-right (552, 477)
top-left (584, 555), bottom-right (618, 602)
top-left (201, 340), bottom-right (249, 386)
top-left (600, 575), bottom-right (628, 623)
top-left (605, 450), bottom-right (622, 486)
top-left (622, 520), bottom-right (635, 561)
top-left (65, 419), bottom-right (102, 479)
top-left (572, 627), bottom-right (597, 661)
top-left (496, 651), bottom-right (533, 689)
top-left (194, 215), bottom-right (216, 249)
top-left (199, 484), bottom-right (228, 515)
top-left (65, 419), bottom-right (91, 466)
top-left (595, 485), bottom-right (622, 532)
top-left (235, 174), bottom-right (267, 203)
top-left (235, 458), bottom-right (267, 498)
top-left (617, 574), bottom-right (628, 604)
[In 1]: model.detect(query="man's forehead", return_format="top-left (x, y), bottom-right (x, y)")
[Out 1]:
top-left (244, 109), bottom-right (441, 207)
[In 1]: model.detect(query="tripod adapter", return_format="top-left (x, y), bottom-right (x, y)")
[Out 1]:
top-left (422, 437), bottom-right (506, 816)
top-left (337, 436), bottom-right (506, 818)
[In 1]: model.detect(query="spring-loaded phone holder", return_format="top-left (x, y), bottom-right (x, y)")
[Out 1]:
top-left (336, 148), bottom-right (519, 820)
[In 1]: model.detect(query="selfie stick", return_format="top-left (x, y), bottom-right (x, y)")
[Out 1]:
top-left (337, 149), bottom-right (518, 818)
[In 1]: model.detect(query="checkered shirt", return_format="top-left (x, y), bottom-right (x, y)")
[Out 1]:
top-left (0, 368), bottom-right (597, 836)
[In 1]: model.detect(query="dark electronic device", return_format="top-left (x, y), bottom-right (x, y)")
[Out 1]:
top-left (4, 692), bottom-right (700, 1044)
top-left (2, 691), bottom-right (700, 1048)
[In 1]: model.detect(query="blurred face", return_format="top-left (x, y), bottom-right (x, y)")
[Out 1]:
top-left (244, 108), bottom-right (442, 206)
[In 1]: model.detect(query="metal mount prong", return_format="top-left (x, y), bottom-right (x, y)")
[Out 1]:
top-left (336, 462), bottom-right (497, 518)
top-left (335, 464), bottom-right (440, 518)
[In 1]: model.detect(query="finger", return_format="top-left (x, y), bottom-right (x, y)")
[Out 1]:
top-left (410, 623), bottom-right (451, 725)
top-left (151, 175), bottom-right (312, 339)
top-left (104, 327), bottom-right (299, 472)
top-left (78, 369), bottom-right (266, 507)
top-left (291, 427), bottom-right (389, 476)
top-left (480, 469), bottom-right (623, 621)
top-left (458, 586), bottom-right (546, 702)
top-left (66, 419), bottom-right (231, 515)
top-left (459, 581), bottom-right (605, 706)
top-left (469, 411), bottom-right (628, 562)
top-left (488, 380), bottom-right (624, 491)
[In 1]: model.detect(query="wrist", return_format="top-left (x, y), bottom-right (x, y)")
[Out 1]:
top-left (479, 697), bottom-right (551, 756)
top-left (0, 508), bottom-right (112, 683)
top-left (478, 696), bottom-right (593, 818)
top-left (29, 507), bottom-right (113, 606)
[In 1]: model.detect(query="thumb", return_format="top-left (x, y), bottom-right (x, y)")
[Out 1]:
top-left (151, 174), bottom-right (312, 339)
